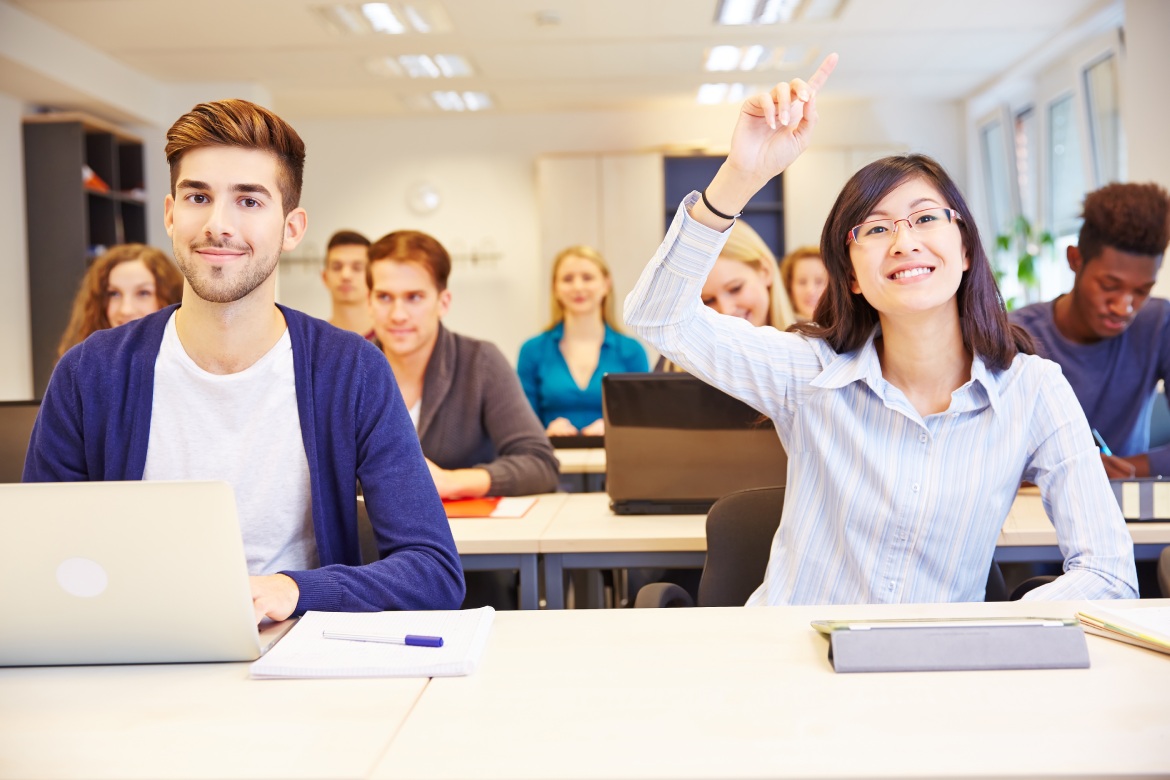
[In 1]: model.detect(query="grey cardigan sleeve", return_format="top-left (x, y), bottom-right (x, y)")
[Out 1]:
top-left (472, 342), bottom-right (560, 495)
top-left (420, 333), bottom-right (560, 496)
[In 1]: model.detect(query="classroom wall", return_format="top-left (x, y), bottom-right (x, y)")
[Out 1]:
top-left (278, 98), bottom-right (963, 363)
top-left (0, 92), bottom-right (33, 400)
top-left (1123, 0), bottom-right (1170, 297)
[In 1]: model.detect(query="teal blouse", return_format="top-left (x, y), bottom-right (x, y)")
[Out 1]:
top-left (517, 323), bottom-right (649, 429)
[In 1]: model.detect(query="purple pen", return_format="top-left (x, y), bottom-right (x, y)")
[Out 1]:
top-left (322, 630), bottom-right (444, 647)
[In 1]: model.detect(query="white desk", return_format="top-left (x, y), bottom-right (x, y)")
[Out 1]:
top-left (448, 492), bottom-right (567, 610)
top-left (541, 492), bottom-right (1170, 608)
top-left (375, 600), bottom-right (1170, 780)
top-left (554, 448), bottom-right (606, 492)
top-left (553, 448), bottom-right (606, 475)
top-left (0, 660), bottom-right (426, 780)
top-left (997, 487), bottom-right (1170, 563)
top-left (6, 602), bottom-right (1168, 779)
top-left (539, 492), bottom-right (706, 609)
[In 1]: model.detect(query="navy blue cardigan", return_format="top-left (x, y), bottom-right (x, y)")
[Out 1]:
top-left (24, 304), bottom-right (465, 613)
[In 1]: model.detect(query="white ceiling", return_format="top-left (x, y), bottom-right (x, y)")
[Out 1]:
top-left (10, 0), bottom-right (1115, 118)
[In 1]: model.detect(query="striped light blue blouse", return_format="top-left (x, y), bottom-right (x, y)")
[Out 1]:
top-left (624, 194), bottom-right (1138, 606)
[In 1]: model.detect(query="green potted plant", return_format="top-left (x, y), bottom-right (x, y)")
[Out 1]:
top-left (995, 215), bottom-right (1054, 310)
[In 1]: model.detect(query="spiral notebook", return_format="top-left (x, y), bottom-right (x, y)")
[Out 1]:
top-left (250, 607), bottom-right (495, 679)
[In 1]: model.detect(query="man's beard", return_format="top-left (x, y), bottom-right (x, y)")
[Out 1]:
top-left (174, 237), bottom-right (281, 304)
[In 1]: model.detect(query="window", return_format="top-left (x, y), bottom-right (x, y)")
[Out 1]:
top-left (1047, 93), bottom-right (1086, 239)
top-left (980, 118), bottom-right (1014, 238)
top-left (1084, 53), bottom-right (1125, 186)
top-left (1013, 107), bottom-right (1039, 226)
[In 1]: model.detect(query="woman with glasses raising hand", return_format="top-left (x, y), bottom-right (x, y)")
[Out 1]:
top-left (625, 53), bottom-right (1137, 607)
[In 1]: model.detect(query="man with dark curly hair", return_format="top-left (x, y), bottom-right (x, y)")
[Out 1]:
top-left (1013, 182), bottom-right (1170, 478)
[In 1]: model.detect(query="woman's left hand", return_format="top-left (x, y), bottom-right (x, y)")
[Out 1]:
top-left (581, 419), bottom-right (605, 436)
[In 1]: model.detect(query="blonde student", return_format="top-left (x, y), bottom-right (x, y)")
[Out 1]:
top-left (624, 54), bottom-right (1137, 605)
top-left (658, 219), bottom-right (794, 372)
top-left (518, 245), bottom-right (648, 435)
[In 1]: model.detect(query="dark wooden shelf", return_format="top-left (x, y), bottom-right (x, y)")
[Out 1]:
top-left (23, 114), bottom-right (147, 396)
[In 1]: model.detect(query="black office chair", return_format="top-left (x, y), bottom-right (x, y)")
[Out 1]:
top-left (0, 400), bottom-right (41, 483)
top-left (1159, 546), bottom-right (1170, 598)
top-left (636, 485), bottom-right (1011, 607)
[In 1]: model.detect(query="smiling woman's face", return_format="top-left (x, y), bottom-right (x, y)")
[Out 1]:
top-left (701, 257), bottom-right (772, 327)
top-left (847, 177), bottom-right (968, 321)
top-left (105, 260), bottom-right (161, 327)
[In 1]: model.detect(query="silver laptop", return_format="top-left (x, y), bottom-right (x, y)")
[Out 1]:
top-left (0, 480), bottom-right (284, 666)
top-left (603, 373), bottom-right (787, 514)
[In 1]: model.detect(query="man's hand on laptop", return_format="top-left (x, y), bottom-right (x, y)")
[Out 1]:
top-left (250, 574), bottom-right (300, 624)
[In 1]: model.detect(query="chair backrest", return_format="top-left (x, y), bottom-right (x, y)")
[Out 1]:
top-left (696, 485), bottom-right (1010, 605)
top-left (1151, 386), bottom-right (1170, 449)
top-left (1159, 546), bottom-right (1170, 599)
top-left (0, 401), bottom-right (40, 483)
top-left (697, 486), bottom-right (785, 607)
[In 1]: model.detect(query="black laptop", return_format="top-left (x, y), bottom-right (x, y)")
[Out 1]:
top-left (603, 373), bottom-right (787, 514)
top-left (550, 434), bottom-right (604, 449)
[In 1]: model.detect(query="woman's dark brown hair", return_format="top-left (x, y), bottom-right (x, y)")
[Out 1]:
top-left (794, 154), bottom-right (1033, 371)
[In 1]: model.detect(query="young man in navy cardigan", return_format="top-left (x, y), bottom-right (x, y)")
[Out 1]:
top-left (24, 99), bottom-right (464, 622)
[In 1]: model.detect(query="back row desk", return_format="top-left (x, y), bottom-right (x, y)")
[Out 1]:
top-left (449, 489), bottom-right (1170, 609)
top-left (4, 600), bottom-right (1168, 779)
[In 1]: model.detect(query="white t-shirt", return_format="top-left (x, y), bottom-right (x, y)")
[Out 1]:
top-left (142, 312), bottom-right (318, 575)
top-left (408, 398), bottom-right (422, 431)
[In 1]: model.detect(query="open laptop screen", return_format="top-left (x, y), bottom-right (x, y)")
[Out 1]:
top-left (603, 373), bottom-right (786, 514)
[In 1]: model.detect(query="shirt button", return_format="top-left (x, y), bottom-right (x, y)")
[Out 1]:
top-left (887, 582), bottom-right (896, 591)
top-left (919, 433), bottom-right (927, 443)
top-left (912, 483), bottom-right (920, 492)
top-left (951, 412), bottom-right (959, 418)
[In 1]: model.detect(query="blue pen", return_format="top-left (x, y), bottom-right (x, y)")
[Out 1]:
top-left (322, 630), bottom-right (444, 648)
top-left (1091, 429), bottom-right (1113, 457)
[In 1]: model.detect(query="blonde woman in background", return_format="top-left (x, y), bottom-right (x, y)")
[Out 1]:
top-left (656, 219), bottom-right (795, 371)
top-left (58, 244), bottom-right (184, 357)
top-left (780, 245), bottom-right (829, 321)
top-left (518, 245), bottom-right (649, 436)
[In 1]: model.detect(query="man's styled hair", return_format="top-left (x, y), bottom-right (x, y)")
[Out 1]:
top-left (367, 230), bottom-right (451, 291)
top-left (796, 153), bottom-right (1033, 371)
top-left (1078, 182), bottom-right (1170, 264)
top-left (327, 230), bottom-right (371, 252)
top-left (165, 99), bottom-right (306, 214)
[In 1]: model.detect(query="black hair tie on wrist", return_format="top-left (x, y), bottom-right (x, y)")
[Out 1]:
top-left (701, 188), bottom-right (743, 221)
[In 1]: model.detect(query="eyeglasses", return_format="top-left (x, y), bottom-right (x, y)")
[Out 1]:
top-left (847, 207), bottom-right (962, 246)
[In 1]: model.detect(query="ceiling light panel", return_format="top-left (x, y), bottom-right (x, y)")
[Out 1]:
top-left (312, 2), bottom-right (451, 34)
top-left (434, 54), bottom-right (473, 78)
top-left (365, 54), bottom-right (474, 78)
top-left (715, 0), bottom-right (800, 25)
top-left (431, 91), bottom-right (494, 112)
top-left (705, 45), bottom-right (743, 72)
top-left (361, 3), bottom-right (405, 33)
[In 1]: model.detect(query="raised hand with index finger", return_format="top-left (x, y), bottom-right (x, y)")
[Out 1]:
top-left (694, 53), bottom-right (838, 231)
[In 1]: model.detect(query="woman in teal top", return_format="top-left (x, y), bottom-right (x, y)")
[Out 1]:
top-left (518, 245), bottom-right (649, 435)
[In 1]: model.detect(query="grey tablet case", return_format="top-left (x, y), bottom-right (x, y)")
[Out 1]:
top-left (823, 621), bottom-right (1091, 673)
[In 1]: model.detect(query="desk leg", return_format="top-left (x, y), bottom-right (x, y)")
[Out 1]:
top-left (518, 554), bottom-right (539, 610)
top-left (542, 554), bottom-right (565, 610)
